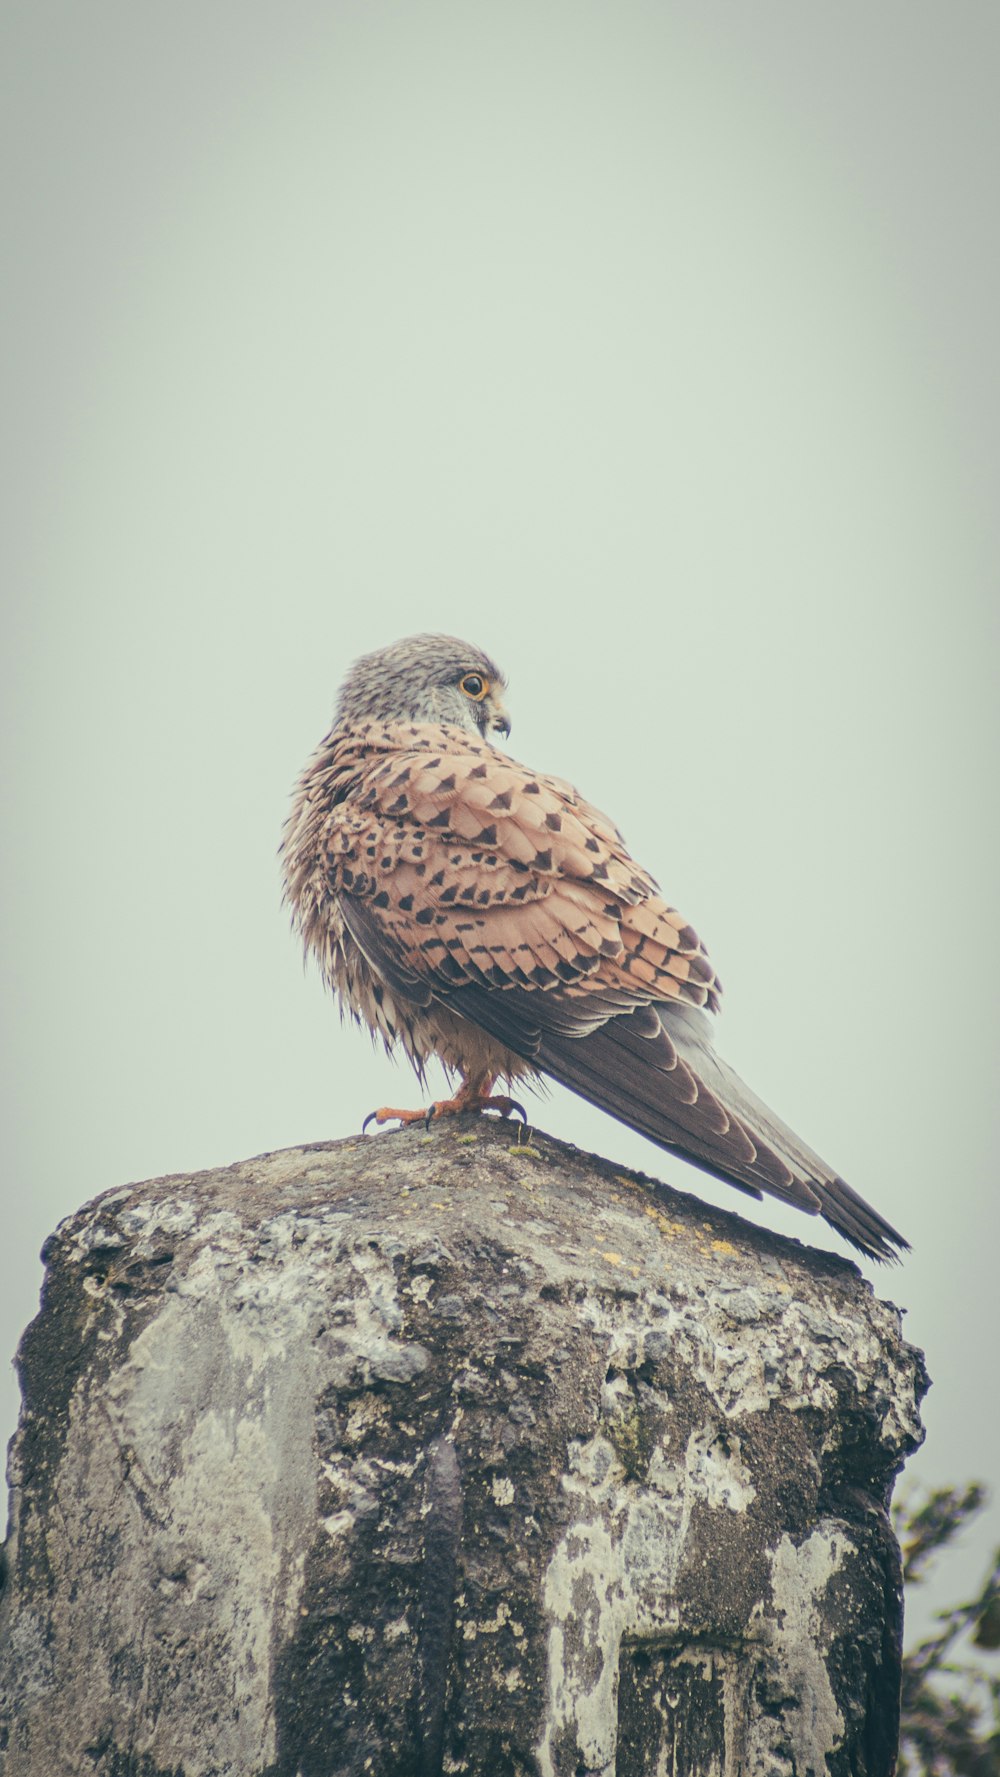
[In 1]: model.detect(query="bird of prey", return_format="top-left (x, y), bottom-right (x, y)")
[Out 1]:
top-left (281, 633), bottom-right (907, 1262)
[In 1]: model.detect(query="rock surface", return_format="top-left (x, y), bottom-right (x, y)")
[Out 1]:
top-left (0, 1120), bottom-right (927, 1777)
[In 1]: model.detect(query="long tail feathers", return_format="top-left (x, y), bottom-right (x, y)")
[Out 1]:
top-left (537, 1004), bottom-right (909, 1263)
top-left (439, 979), bottom-right (909, 1262)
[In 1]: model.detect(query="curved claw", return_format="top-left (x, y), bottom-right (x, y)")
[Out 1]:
top-left (363, 1093), bottom-right (529, 1135)
top-left (476, 1094), bottom-right (528, 1123)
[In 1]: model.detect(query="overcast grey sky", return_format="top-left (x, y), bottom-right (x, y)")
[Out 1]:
top-left (3, 2), bottom-right (998, 1643)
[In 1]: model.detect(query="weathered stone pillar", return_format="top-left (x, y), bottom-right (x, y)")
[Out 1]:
top-left (0, 1122), bottom-right (926, 1776)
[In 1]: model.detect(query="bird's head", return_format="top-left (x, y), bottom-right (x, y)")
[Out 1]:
top-left (334, 634), bottom-right (511, 741)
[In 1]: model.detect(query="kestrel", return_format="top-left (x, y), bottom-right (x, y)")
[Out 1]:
top-left (282, 634), bottom-right (907, 1262)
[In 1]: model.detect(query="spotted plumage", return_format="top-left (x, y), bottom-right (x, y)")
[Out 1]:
top-left (282, 633), bottom-right (907, 1262)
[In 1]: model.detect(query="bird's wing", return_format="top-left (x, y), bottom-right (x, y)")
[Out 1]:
top-left (330, 725), bottom-right (907, 1261)
top-left (326, 724), bottom-right (719, 1008)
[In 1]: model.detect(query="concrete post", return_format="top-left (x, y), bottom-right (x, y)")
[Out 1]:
top-left (0, 1122), bottom-right (926, 1776)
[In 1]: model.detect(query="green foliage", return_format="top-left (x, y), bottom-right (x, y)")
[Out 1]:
top-left (896, 1483), bottom-right (1000, 1775)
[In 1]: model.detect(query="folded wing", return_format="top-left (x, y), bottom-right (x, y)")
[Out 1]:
top-left (331, 724), bottom-right (908, 1262)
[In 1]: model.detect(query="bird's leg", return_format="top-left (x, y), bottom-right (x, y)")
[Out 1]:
top-left (362, 1072), bottom-right (527, 1134)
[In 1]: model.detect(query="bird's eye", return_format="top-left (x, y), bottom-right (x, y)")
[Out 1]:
top-left (459, 672), bottom-right (490, 701)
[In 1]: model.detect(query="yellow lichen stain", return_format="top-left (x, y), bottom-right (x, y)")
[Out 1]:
top-left (607, 1399), bottom-right (651, 1479)
top-left (509, 1144), bottom-right (541, 1159)
top-left (641, 1204), bottom-right (676, 1240)
top-left (711, 1239), bottom-right (736, 1255)
top-left (477, 1601), bottom-right (511, 1635)
top-left (614, 1172), bottom-right (653, 1196)
top-left (454, 1134), bottom-right (478, 1145)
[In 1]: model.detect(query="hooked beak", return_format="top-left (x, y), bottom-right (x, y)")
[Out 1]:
top-left (489, 696), bottom-right (511, 740)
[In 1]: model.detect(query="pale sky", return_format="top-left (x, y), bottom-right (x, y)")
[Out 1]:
top-left (3, 2), bottom-right (998, 1644)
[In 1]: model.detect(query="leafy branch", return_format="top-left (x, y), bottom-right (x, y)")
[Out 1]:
top-left (896, 1483), bottom-right (1000, 1776)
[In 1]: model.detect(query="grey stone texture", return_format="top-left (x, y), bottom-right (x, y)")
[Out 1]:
top-left (0, 1121), bottom-right (927, 1776)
